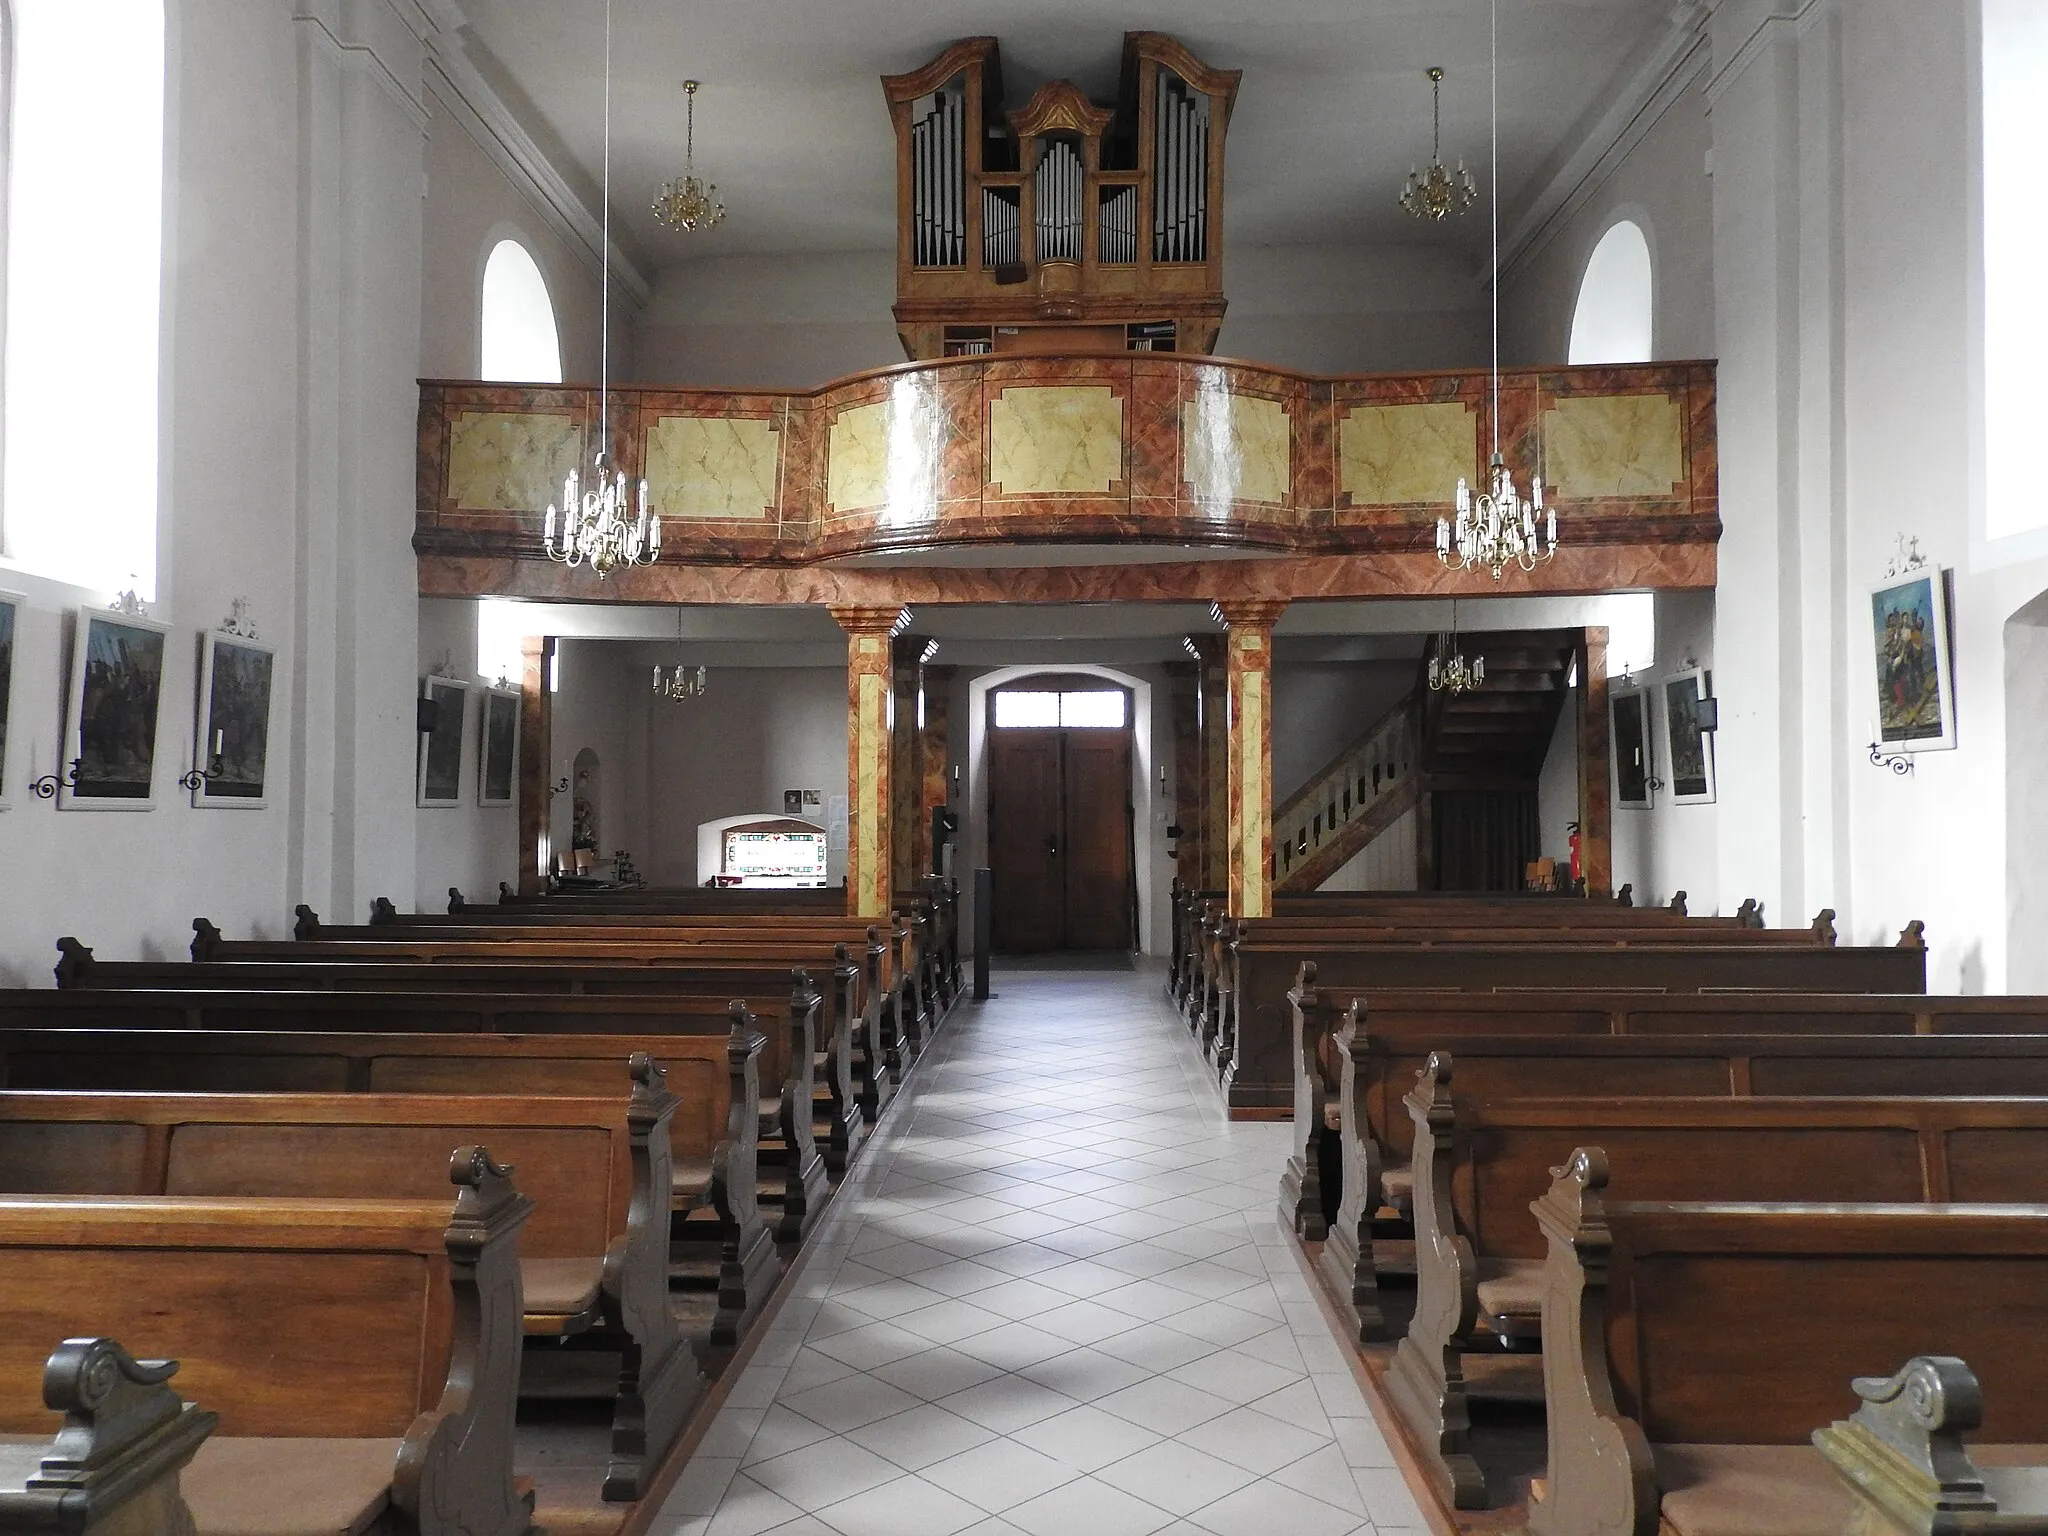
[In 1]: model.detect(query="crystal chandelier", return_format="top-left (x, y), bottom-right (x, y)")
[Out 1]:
top-left (653, 81), bottom-right (725, 231)
top-left (652, 663), bottom-right (708, 701)
top-left (541, 0), bottom-right (659, 580)
top-left (1399, 69), bottom-right (1476, 221)
top-left (1436, 0), bottom-right (1558, 582)
top-left (1427, 601), bottom-right (1484, 694)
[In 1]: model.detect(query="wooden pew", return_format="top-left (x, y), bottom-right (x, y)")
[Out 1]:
top-left (1381, 1065), bottom-right (2048, 1509)
top-left (1308, 1016), bottom-right (2048, 1349)
top-left (0, 1018), bottom-right (786, 1342)
top-left (0, 1337), bottom-right (216, 1534)
top-left (1222, 930), bottom-right (1929, 1110)
top-left (12, 977), bottom-right (840, 1228)
top-left (0, 1149), bottom-right (532, 1536)
top-left (1283, 982), bottom-right (2048, 1247)
top-left (212, 912), bottom-right (932, 1079)
top-left (1526, 1153), bottom-right (2048, 1536)
top-left (0, 1061), bottom-right (697, 1501)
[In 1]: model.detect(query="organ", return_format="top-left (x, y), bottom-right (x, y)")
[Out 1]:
top-left (882, 34), bottom-right (1240, 361)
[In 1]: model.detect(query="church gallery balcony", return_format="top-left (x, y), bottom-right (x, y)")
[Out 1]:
top-left (414, 354), bottom-right (1717, 599)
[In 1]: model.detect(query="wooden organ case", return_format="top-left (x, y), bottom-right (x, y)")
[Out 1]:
top-left (882, 34), bottom-right (1240, 362)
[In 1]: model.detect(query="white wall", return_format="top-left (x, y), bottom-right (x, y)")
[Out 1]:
top-left (1270, 660), bottom-right (1414, 804)
top-left (1536, 690), bottom-right (1580, 869)
top-left (1217, 245), bottom-right (1488, 374)
top-left (546, 639), bottom-right (656, 881)
top-left (409, 598), bottom-right (519, 913)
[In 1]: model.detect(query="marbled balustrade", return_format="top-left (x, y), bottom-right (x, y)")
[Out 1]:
top-left (416, 355), bottom-right (1718, 577)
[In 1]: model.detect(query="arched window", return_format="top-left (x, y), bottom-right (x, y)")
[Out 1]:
top-left (3, 0), bottom-right (164, 594)
top-left (1567, 220), bottom-right (1654, 366)
top-left (479, 239), bottom-right (562, 384)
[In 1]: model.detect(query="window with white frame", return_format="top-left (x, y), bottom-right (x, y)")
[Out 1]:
top-left (992, 689), bottom-right (1128, 729)
top-left (1982, 0), bottom-right (2048, 539)
top-left (1567, 219), bottom-right (1653, 366)
top-left (3, 0), bottom-right (164, 595)
top-left (480, 239), bottom-right (562, 384)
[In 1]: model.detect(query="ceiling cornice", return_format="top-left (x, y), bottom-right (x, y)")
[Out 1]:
top-left (416, 0), bottom-right (653, 306)
top-left (1498, 1), bottom-right (1712, 286)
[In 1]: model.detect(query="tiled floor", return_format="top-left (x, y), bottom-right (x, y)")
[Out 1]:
top-left (652, 961), bottom-right (1427, 1536)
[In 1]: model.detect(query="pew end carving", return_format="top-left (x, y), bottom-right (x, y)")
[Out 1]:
top-left (1317, 999), bottom-right (1389, 1343)
top-left (188, 920), bottom-right (223, 964)
top-left (1900, 919), bottom-right (1929, 949)
top-left (292, 905), bottom-right (322, 941)
top-left (1526, 1147), bottom-right (1656, 1536)
top-left (1811, 1355), bottom-right (2021, 1532)
top-left (0, 1338), bottom-right (218, 1534)
top-left (705, 1008), bottom-right (780, 1347)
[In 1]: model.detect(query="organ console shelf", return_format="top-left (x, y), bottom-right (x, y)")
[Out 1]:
top-left (882, 33), bottom-right (1240, 362)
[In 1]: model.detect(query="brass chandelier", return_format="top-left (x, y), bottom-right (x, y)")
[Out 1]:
top-left (1399, 68), bottom-right (1476, 221)
top-left (652, 663), bottom-right (708, 701)
top-left (653, 81), bottom-right (726, 231)
top-left (542, 0), bottom-right (659, 580)
top-left (1435, 0), bottom-right (1558, 581)
top-left (1427, 600), bottom-right (1484, 694)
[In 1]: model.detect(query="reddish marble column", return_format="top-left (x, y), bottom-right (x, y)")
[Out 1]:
top-left (1213, 601), bottom-right (1289, 918)
top-left (834, 606), bottom-right (908, 918)
top-left (1186, 633), bottom-right (1230, 894)
top-left (1577, 626), bottom-right (1612, 897)
top-left (517, 635), bottom-right (556, 895)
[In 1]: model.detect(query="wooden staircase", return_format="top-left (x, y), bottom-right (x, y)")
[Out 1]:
top-left (1270, 630), bottom-right (1580, 894)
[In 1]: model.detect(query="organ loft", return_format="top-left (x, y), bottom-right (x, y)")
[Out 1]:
top-left (883, 34), bottom-right (1239, 360)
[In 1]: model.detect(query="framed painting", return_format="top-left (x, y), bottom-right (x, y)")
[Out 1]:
top-left (477, 686), bottom-right (520, 807)
top-left (1611, 686), bottom-right (1653, 809)
top-left (62, 605), bottom-right (170, 809)
top-left (1662, 667), bottom-right (1717, 805)
top-left (0, 591), bottom-right (19, 811)
top-left (192, 631), bottom-right (275, 808)
top-left (1870, 569), bottom-right (1957, 752)
top-left (416, 677), bottom-right (469, 807)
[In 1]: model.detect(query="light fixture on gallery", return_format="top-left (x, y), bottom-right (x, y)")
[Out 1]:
top-left (542, 0), bottom-right (660, 580)
top-left (1399, 69), bottom-right (1476, 221)
top-left (1427, 600), bottom-right (1484, 694)
top-left (652, 80), bottom-right (725, 232)
top-left (1436, 0), bottom-right (1557, 582)
top-left (652, 664), bottom-right (708, 701)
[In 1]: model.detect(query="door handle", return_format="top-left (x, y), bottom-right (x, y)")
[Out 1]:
top-left (1046, 836), bottom-right (1059, 858)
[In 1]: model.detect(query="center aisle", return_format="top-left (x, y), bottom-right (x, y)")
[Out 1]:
top-left (654, 963), bottom-right (1427, 1536)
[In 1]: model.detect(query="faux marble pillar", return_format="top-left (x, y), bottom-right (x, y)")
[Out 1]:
top-left (517, 635), bottom-right (555, 895)
top-left (1167, 656), bottom-right (1205, 891)
top-left (920, 664), bottom-right (956, 877)
top-left (1213, 601), bottom-right (1288, 918)
top-left (1190, 634), bottom-right (1230, 893)
top-left (890, 636), bottom-right (938, 894)
top-left (834, 606), bottom-right (907, 918)
top-left (1577, 627), bottom-right (1612, 897)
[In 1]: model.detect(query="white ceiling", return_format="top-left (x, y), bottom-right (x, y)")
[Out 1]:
top-left (451, 0), bottom-right (1676, 269)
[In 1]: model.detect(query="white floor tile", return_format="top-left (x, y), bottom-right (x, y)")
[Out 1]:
top-left (919, 1437), bottom-right (1079, 1512)
top-left (844, 1402), bottom-right (996, 1472)
top-left (1001, 1476), bottom-right (1175, 1536)
top-left (1092, 1439), bottom-right (1258, 1516)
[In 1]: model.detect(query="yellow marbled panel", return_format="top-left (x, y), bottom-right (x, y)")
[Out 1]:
top-left (1182, 388), bottom-right (1290, 505)
top-left (645, 415), bottom-right (779, 521)
top-left (1339, 402), bottom-right (1476, 506)
top-left (827, 401), bottom-right (893, 514)
top-left (446, 411), bottom-right (581, 512)
top-left (1542, 393), bottom-right (1685, 498)
top-left (988, 386), bottom-right (1124, 496)
top-left (854, 671), bottom-right (888, 915)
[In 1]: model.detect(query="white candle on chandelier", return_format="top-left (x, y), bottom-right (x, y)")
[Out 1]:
top-left (543, 505), bottom-right (556, 545)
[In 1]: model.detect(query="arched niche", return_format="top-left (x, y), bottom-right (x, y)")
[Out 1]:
top-left (480, 238), bottom-right (562, 384)
top-left (1568, 218), bottom-right (1655, 366)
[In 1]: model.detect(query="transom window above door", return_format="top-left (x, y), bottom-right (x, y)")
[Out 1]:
top-left (992, 689), bottom-right (1128, 729)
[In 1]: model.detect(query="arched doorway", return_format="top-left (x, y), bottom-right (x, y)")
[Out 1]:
top-left (985, 674), bottom-right (1136, 952)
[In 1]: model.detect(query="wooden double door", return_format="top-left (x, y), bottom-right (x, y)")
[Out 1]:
top-left (989, 727), bottom-right (1134, 952)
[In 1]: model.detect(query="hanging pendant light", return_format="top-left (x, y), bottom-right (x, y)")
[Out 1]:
top-left (1427, 599), bottom-right (1485, 694)
top-left (542, 0), bottom-right (659, 580)
top-left (651, 612), bottom-right (710, 701)
top-left (1436, 0), bottom-right (1558, 582)
top-left (1399, 68), bottom-right (1477, 221)
top-left (653, 80), bottom-right (726, 231)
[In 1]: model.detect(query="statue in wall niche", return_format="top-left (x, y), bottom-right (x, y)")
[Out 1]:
top-left (571, 792), bottom-right (597, 853)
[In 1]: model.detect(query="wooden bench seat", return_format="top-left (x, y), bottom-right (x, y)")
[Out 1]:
top-left (0, 1058), bottom-right (695, 1500)
top-left (1380, 1063), bottom-right (2048, 1509)
top-left (0, 1017), bottom-right (784, 1349)
top-left (1283, 983), bottom-right (2048, 1246)
top-left (1217, 928), bottom-right (1927, 1108)
top-left (1525, 1156), bottom-right (2048, 1536)
top-left (1306, 1022), bottom-right (2048, 1350)
top-left (0, 1151), bottom-right (531, 1536)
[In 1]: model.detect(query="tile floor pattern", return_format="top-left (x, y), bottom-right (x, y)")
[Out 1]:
top-left (653, 963), bottom-right (1428, 1536)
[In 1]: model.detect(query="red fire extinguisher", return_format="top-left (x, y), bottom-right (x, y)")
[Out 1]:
top-left (1566, 821), bottom-right (1582, 888)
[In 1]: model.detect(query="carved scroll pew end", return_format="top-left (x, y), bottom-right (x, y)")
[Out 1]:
top-left (0, 1338), bottom-right (216, 1534)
